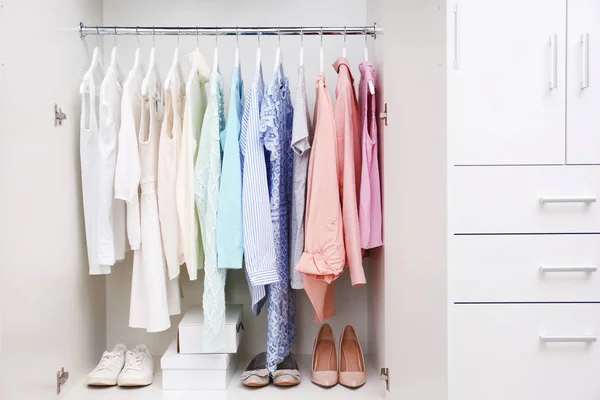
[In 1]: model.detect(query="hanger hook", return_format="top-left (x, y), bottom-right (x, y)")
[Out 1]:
top-left (344, 26), bottom-right (347, 46)
top-left (177, 26), bottom-right (180, 47)
top-left (320, 26), bottom-right (323, 46)
top-left (95, 26), bottom-right (100, 47)
top-left (300, 26), bottom-right (303, 45)
top-left (257, 26), bottom-right (261, 46)
top-left (215, 26), bottom-right (218, 45)
top-left (136, 26), bottom-right (140, 47)
top-left (196, 26), bottom-right (199, 47)
top-left (364, 27), bottom-right (368, 44)
top-left (114, 26), bottom-right (117, 46)
top-left (236, 26), bottom-right (239, 45)
top-left (152, 26), bottom-right (156, 46)
top-left (278, 26), bottom-right (281, 45)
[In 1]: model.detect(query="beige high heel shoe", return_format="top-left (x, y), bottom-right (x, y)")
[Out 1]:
top-left (311, 324), bottom-right (338, 387)
top-left (339, 324), bottom-right (366, 388)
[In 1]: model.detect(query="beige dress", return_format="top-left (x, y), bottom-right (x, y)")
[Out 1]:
top-left (129, 89), bottom-right (181, 333)
top-left (158, 67), bottom-right (185, 280)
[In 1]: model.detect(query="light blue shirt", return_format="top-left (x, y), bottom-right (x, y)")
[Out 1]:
top-left (240, 67), bottom-right (278, 316)
top-left (217, 67), bottom-right (244, 270)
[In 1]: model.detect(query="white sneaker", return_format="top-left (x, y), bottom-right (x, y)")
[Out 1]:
top-left (117, 345), bottom-right (154, 387)
top-left (86, 344), bottom-right (127, 386)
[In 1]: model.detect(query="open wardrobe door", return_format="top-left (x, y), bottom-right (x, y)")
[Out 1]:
top-left (370, 0), bottom-right (448, 399)
top-left (0, 1), bottom-right (107, 399)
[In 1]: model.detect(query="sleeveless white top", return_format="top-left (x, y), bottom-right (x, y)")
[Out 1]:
top-left (80, 76), bottom-right (111, 275)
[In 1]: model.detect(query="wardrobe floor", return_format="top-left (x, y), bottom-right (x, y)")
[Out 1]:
top-left (66, 355), bottom-right (383, 400)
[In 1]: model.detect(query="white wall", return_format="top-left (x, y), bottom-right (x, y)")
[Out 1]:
top-left (0, 0), bottom-right (107, 399)
top-left (101, 0), bottom-right (373, 357)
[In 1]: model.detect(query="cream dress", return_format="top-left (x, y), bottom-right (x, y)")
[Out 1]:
top-left (158, 68), bottom-right (185, 280)
top-left (129, 89), bottom-right (181, 333)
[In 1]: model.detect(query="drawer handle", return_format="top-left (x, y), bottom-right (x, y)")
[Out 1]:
top-left (538, 196), bottom-right (597, 204)
top-left (539, 265), bottom-right (598, 273)
top-left (539, 335), bottom-right (597, 343)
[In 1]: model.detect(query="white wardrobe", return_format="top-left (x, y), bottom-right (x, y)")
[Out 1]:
top-left (448, 1), bottom-right (600, 400)
top-left (0, 1), bottom-right (394, 399)
top-left (3, 0), bottom-right (598, 399)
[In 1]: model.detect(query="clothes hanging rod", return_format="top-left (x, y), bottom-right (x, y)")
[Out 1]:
top-left (78, 23), bottom-right (381, 39)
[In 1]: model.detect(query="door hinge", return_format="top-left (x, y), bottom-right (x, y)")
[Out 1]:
top-left (56, 367), bottom-right (69, 395)
top-left (380, 367), bottom-right (390, 391)
top-left (379, 103), bottom-right (388, 126)
top-left (54, 104), bottom-right (67, 127)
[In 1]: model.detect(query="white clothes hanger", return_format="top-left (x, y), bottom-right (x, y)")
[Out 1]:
top-left (319, 26), bottom-right (324, 74)
top-left (299, 27), bottom-right (304, 67)
top-left (196, 26), bottom-right (200, 52)
top-left (141, 27), bottom-right (161, 96)
top-left (342, 26), bottom-right (347, 58)
top-left (164, 27), bottom-right (181, 91)
top-left (187, 28), bottom-right (201, 84)
top-left (273, 27), bottom-right (281, 72)
top-left (213, 27), bottom-right (219, 73)
top-left (234, 27), bottom-right (240, 68)
top-left (80, 27), bottom-right (103, 95)
top-left (130, 27), bottom-right (142, 75)
top-left (109, 27), bottom-right (118, 70)
top-left (364, 28), bottom-right (375, 95)
top-left (256, 27), bottom-right (262, 71)
top-left (363, 28), bottom-right (369, 62)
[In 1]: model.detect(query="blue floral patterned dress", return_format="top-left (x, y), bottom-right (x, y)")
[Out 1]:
top-left (260, 65), bottom-right (296, 372)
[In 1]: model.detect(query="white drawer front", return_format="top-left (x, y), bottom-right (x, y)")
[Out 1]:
top-left (450, 304), bottom-right (600, 400)
top-left (450, 235), bottom-right (600, 302)
top-left (450, 166), bottom-right (600, 233)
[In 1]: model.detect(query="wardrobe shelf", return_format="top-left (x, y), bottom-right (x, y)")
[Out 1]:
top-left (66, 355), bottom-right (384, 400)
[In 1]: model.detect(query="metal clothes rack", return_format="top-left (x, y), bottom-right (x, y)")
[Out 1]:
top-left (78, 23), bottom-right (381, 38)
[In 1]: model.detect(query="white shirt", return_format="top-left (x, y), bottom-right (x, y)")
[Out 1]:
top-left (114, 65), bottom-right (143, 251)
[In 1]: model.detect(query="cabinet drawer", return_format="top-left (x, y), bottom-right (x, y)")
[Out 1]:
top-left (450, 234), bottom-right (600, 302)
top-left (450, 304), bottom-right (600, 400)
top-left (450, 166), bottom-right (600, 233)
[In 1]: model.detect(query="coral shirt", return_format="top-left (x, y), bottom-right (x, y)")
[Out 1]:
top-left (296, 74), bottom-right (345, 322)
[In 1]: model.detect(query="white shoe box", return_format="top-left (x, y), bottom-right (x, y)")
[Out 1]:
top-left (161, 340), bottom-right (238, 390)
top-left (178, 304), bottom-right (243, 354)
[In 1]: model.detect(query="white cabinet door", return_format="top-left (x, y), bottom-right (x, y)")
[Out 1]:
top-left (566, 0), bottom-right (600, 164)
top-left (0, 1), bottom-right (106, 399)
top-left (448, 0), bottom-right (567, 165)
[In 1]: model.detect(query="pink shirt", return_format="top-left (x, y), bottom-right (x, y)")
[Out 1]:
top-left (296, 75), bottom-right (345, 322)
top-left (333, 58), bottom-right (366, 286)
top-left (359, 62), bottom-right (383, 249)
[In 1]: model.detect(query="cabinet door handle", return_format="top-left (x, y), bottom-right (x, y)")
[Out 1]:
top-left (539, 335), bottom-right (597, 343)
top-left (538, 196), bottom-right (596, 204)
top-left (539, 265), bottom-right (597, 273)
top-left (581, 33), bottom-right (590, 89)
top-left (453, 2), bottom-right (460, 69)
top-left (549, 34), bottom-right (558, 90)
